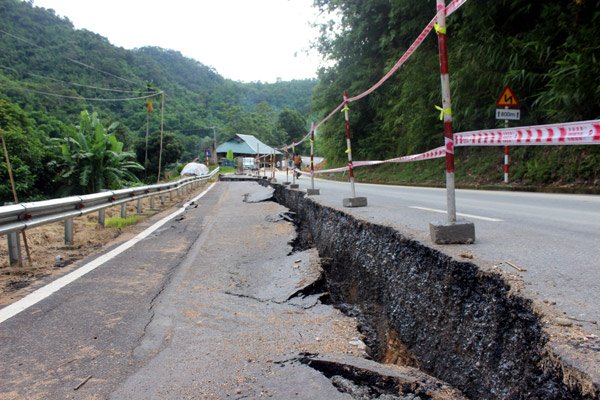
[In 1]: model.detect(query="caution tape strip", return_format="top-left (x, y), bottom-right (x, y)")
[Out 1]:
top-left (454, 119), bottom-right (600, 146)
top-left (299, 119), bottom-right (600, 175)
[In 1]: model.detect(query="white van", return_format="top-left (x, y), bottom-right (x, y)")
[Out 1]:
top-left (242, 157), bottom-right (257, 170)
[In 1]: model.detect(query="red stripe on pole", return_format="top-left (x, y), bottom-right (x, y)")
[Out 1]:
top-left (438, 37), bottom-right (449, 75)
top-left (594, 124), bottom-right (600, 141)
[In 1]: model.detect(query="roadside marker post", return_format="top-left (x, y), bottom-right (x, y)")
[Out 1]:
top-left (290, 143), bottom-right (299, 189)
top-left (270, 151), bottom-right (276, 182)
top-left (307, 122), bottom-right (320, 196)
top-left (283, 145), bottom-right (290, 185)
top-left (429, 0), bottom-right (475, 244)
top-left (495, 86), bottom-right (521, 184)
top-left (341, 91), bottom-right (367, 208)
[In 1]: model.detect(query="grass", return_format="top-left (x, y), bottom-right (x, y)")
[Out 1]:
top-left (216, 166), bottom-right (236, 174)
top-left (317, 146), bottom-right (600, 193)
top-left (105, 215), bottom-right (144, 229)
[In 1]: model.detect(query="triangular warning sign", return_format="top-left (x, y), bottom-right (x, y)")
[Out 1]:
top-left (496, 86), bottom-right (520, 108)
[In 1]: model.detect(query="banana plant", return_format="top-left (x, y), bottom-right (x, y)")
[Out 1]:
top-left (50, 111), bottom-right (144, 195)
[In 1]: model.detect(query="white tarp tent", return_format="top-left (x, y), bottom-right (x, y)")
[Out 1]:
top-left (180, 162), bottom-right (209, 176)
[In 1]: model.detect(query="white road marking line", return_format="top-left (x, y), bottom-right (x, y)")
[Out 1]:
top-left (409, 206), bottom-right (504, 222)
top-left (0, 182), bottom-right (218, 325)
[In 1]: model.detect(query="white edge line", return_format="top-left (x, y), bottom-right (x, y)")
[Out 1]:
top-left (409, 206), bottom-right (503, 222)
top-left (0, 181), bottom-right (218, 325)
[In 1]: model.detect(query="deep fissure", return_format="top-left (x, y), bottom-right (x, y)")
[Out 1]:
top-left (271, 183), bottom-right (596, 400)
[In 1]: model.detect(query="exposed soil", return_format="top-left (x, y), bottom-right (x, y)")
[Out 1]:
top-left (0, 182), bottom-right (212, 307)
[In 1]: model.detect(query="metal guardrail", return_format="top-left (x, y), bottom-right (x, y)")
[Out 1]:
top-left (1, 168), bottom-right (219, 265)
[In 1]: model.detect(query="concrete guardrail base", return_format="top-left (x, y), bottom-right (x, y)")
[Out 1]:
top-left (343, 197), bottom-right (368, 207)
top-left (429, 221), bottom-right (476, 244)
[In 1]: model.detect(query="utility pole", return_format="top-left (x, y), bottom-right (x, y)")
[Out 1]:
top-left (212, 126), bottom-right (217, 165)
top-left (156, 92), bottom-right (164, 183)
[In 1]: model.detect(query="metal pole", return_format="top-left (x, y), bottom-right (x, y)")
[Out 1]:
top-left (212, 127), bottom-right (217, 165)
top-left (310, 122), bottom-right (315, 191)
top-left (291, 143), bottom-right (296, 186)
top-left (256, 143), bottom-right (260, 177)
top-left (504, 107), bottom-right (509, 183)
top-left (156, 92), bottom-right (165, 183)
top-left (342, 91), bottom-right (356, 199)
top-left (436, 0), bottom-right (456, 224)
top-left (64, 217), bottom-right (74, 246)
top-left (271, 151), bottom-right (275, 179)
top-left (4, 202), bottom-right (21, 266)
top-left (285, 145), bottom-right (289, 183)
top-left (145, 107), bottom-right (150, 179)
top-left (98, 209), bottom-right (106, 227)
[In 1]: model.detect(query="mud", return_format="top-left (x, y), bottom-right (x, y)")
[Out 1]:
top-left (273, 184), bottom-right (599, 400)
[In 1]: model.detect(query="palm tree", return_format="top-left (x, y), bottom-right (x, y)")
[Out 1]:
top-left (51, 111), bottom-right (144, 195)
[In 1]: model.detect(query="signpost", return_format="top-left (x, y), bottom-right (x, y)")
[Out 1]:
top-left (496, 86), bottom-right (520, 183)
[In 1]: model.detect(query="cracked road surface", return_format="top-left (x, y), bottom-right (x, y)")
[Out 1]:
top-left (0, 182), bottom-right (368, 399)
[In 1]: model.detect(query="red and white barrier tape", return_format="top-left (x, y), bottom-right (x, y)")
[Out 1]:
top-left (295, 146), bottom-right (446, 175)
top-left (293, 119), bottom-right (599, 175)
top-left (347, 0), bottom-right (467, 103)
top-left (454, 119), bottom-right (600, 146)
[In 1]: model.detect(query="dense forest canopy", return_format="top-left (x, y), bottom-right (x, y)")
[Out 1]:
top-left (0, 0), bottom-right (317, 200)
top-left (1, 0), bottom-right (599, 202)
top-left (311, 0), bottom-right (599, 185)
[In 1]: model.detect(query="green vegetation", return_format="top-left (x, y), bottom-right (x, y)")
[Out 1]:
top-left (50, 111), bottom-right (143, 195)
top-left (0, 0), bottom-right (315, 202)
top-left (312, 0), bottom-right (600, 187)
top-left (0, 0), bottom-right (599, 199)
top-left (105, 215), bottom-right (144, 229)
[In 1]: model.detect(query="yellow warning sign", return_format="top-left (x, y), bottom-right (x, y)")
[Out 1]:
top-left (496, 86), bottom-right (520, 108)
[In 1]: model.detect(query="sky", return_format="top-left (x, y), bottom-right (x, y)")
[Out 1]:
top-left (31, 0), bottom-right (324, 83)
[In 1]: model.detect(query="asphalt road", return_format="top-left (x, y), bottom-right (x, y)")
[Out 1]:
top-left (277, 171), bottom-right (600, 332)
top-left (1, 182), bottom-right (397, 399)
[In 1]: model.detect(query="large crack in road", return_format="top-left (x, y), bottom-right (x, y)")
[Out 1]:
top-left (272, 182), bottom-right (599, 399)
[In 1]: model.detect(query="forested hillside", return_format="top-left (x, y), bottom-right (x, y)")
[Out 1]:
top-left (0, 0), bottom-right (316, 201)
top-left (1, 0), bottom-right (599, 202)
top-left (312, 0), bottom-right (600, 188)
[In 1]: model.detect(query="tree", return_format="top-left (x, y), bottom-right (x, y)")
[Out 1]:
top-left (51, 111), bottom-right (143, 194)
top-left (277, 108), bottom-right (307, 144)
top-left (0, 99), bottom-right (53, 202)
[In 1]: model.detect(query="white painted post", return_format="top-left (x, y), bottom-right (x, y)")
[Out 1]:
top-left (436, 0), bottom-right (456, 224)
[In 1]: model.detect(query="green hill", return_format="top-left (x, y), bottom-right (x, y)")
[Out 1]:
top-left (0, 0), bottom-right (316, 200)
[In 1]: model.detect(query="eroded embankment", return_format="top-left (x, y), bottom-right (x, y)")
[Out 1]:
top-left (273, 185), bottom-right (598, 400)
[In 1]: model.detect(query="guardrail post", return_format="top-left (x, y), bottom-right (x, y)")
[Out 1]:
top-left (169, 190), bottom-right (174, 203)
top-left (136, 198), bottom-right (143, 214)
top-left (121, 203), bottom-right (127, 218)
top-left (64, 218), bottom-right (74, 246)
top-left (4, 202), bottom-right (21, 266)
top-left (7, 230), bottom-right (21, 266)
top-left (98, 209), bottom-right (106, 227)
top-left (161, 193), bottom-right (166, 207)
top-left (150, 195), bottom-right (155, 209)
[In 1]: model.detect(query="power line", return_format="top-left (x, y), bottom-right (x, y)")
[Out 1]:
top-left (0, 28), bottom-right (145, 87)
top-left (3, 80), bottom-right (163, 102)
top-left (0, 64), bottom-right (157, 95)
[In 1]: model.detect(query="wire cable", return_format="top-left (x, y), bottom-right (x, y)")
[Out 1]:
top-left (0, 28), bottom-right (145, 87)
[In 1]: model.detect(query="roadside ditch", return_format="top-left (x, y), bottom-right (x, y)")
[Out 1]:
top-left (271, 183), bottom-right (599, 400)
